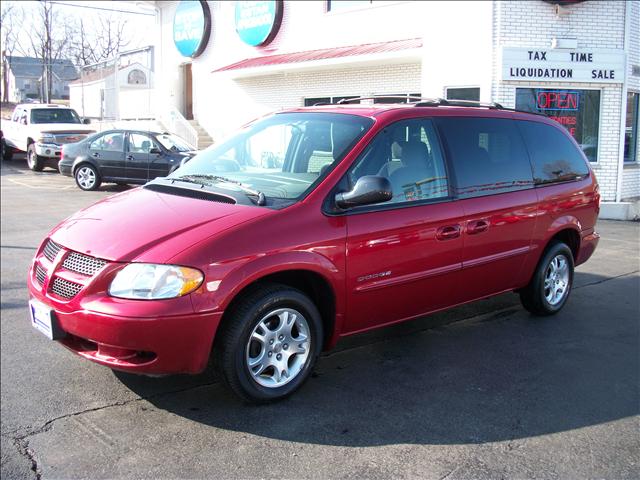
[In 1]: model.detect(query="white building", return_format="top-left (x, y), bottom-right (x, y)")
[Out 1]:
top-left (69, 61), bottom-right (155, 121)
top-left (144, 0), bottom-right (639, 218)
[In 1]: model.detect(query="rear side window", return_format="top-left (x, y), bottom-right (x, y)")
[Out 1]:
top-left (517, 121), bottom-right (590, 185)
top-left (435, 117), bottom-right (533, 198)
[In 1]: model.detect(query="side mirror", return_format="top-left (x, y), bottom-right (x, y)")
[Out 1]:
top-left (82, 118), bottom-right (91, 124)
top-left (335, 175), bottom-right (393, 209)
top-left (149, 147), bottom-right (161, 155)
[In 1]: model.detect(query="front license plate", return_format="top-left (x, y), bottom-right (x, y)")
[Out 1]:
top-left (29, 299), bottom-right (56, 339)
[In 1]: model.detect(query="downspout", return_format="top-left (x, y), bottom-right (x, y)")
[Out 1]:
top-left (615, 1), bottom-right (631, 203)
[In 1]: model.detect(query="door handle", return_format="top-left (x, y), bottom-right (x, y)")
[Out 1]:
top-left (467, 219), bottom-right (490, 235)
top-left (436, 225), bottom-right (461, 240)
top-left (92, 152), bottom-right (99, 158)
top-left (126, 155), bottom-right (134, 161)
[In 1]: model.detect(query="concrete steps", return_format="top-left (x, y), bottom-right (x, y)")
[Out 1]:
top-left (188, 119), bottom-right (214, 150)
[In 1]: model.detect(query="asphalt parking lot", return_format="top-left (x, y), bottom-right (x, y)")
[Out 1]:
top-left (1, 157), bottom-right (639, 479)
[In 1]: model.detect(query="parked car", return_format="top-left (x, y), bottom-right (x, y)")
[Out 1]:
top-left (0, 103), bottom-right (95, 171)
top-left (59, 129), bottom-right (198, 190)
top-left (27, 100), bottom-right (600, 403)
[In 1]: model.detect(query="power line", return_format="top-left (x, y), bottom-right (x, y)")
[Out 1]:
top-left (48, 2), bottom-right (155, 16)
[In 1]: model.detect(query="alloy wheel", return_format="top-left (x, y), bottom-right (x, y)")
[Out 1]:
top-left (76, 166), bottom-right (96, 189)
top-left (544, 254), bottom-right (570, 306)
top-left (245, 308), bottom-right (310, 388)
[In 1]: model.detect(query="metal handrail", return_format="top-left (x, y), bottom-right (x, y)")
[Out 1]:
top-left (157, 108), bottom-right (198, 150)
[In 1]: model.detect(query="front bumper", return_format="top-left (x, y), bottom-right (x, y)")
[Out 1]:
top-left (27, 240), bottom-right (223, 375)
top-left (35, 143), bottom-right (61, 159)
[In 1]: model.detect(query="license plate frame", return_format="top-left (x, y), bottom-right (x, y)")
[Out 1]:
top-left (29, 299), bottom-right (65, 340)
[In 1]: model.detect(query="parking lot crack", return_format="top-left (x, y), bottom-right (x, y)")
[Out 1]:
top-left (8, 381), bottom-right (217, 477)
top-left (12, 438), bottom-right (41, 480)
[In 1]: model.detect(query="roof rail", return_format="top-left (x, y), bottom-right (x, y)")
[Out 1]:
top-left (335, 95), bottom-right (425, 104)
top-left (412, 98), bottom-right (505, 109)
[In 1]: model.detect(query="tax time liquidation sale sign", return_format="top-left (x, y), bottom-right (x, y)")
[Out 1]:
top-left (502, 47), bottom-right (625, 83)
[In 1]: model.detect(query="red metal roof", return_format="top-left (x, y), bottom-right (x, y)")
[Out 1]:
top-left (213, 38), bottom-right (422, 73)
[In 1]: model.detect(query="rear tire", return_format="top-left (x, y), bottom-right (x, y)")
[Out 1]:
top-left (1, 138), bottom-right (12, 161)
top-left (520, 242), bottom-right (574, 316)
top-left (74, 163), bottom-right (101, 191)
top-left (27, 144), bottom-right (43, 171)
top-left (214, 283), bottom-right (323, 404)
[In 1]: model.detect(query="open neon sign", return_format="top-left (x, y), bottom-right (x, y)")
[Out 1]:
top-left (536, 90), bottom-right (580, 111)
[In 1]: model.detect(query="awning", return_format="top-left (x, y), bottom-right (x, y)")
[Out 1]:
top-left (212, 38), bottom-right (422, 76)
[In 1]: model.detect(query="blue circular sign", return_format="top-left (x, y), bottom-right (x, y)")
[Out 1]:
top-left (235, 1), bottom-right (283, 47)
top-left (173, 0), bottom-right (211, 58)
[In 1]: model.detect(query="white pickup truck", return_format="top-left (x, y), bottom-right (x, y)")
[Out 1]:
top-left (1, 104), bottom-right (96, 171)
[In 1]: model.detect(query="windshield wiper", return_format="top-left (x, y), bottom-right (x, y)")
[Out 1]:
top-left (174, 174), bottom-right (266, 206)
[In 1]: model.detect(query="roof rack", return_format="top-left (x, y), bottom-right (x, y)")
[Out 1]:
top-left (412, 98), bottom-right (505, 109)
top-left (335, 95), bottom-right (424, 104)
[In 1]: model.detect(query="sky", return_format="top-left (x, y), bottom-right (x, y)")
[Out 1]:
top-left (2, 1), bottom-right (157, 56)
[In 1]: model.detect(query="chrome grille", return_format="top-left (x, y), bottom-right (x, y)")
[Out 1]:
top-left (43, 240), bottom-right (62, 262)
top-left (53, 133), bottom-right (90, 145)
top-left (35, 264), bottom-right (47, 285)
top-left (51, 277), bottom-right (83, 299)
top-left (63, 252), bottom-right (107, 276)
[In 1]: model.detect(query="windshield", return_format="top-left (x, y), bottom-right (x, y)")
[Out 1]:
top-left (171, 112), bottom-right (373, 200)
top-left (30, 108), bottom-right (81, 124)
top-left (156, 134), bottom-right (194, 152)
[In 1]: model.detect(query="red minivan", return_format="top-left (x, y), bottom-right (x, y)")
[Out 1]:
top-left (28, 101), bottom-right (600, 402)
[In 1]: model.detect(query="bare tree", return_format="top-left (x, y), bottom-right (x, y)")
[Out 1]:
top-left (20, 1), bottom-right (74, 102)
top-left (69, 15), bottom-right (130, 68)
top-left (0, 3), bottom-right (23, 102)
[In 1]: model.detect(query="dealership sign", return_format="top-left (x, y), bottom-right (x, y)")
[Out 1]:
top-left (502, 47), bottom-right (625, 83)
top-left (173, 0), bottom-right (212, 58)
top-left (235, 1), bottom-right (283, 47)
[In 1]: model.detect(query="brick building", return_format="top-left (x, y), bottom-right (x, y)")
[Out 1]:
top-left (144, 0), bottom-right (639, 217)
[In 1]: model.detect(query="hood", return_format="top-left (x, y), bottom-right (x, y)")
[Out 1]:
top-left (38, 123), bottom-right (96, 134)
top-left (49, 187), bottom-right (271, 263)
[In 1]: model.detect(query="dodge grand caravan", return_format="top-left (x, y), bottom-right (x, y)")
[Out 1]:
top-left (28, 100), bottom-right (600, 403)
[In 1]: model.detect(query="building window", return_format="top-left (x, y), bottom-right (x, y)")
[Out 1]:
top-left (446, 87), bottom-right (480, 102)
top-left (24, 82), bottom-right (31, 90)
top-left (515, 88), bottom-right (601, 163)
top-left (304, 96), bottom-right (360, 106)
top-left (624, 92), bottom-right (639, 163)
top-left (127, 69), bottom-right (147, 85)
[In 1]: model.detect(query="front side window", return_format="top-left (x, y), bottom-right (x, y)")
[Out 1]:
top-left (173, 113), bottom-right (373, 201)
top-left (515, 88), bottom-right (600, 162)
top-left (624, 92), bottom-right (639, 163)
top-left (30, 108), bottom-right (81, 124)
top-left (348, 118), bottom-right (449, 204)
top-left (156, 134), bottom-right (194, 152)
top-left (90, 132), bottom-right (125, 152)
top-left (518, 121), bottom-right (590, 185)
top-left (435, 117), bottom-right (533, 199)
top-left (128, 133), bottom-right (154, 153)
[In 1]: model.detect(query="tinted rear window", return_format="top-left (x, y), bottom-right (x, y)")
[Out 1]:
top-left (435, 117), bottom-right (534, 198)
top-left (517, 121), bottom-right (590, 185)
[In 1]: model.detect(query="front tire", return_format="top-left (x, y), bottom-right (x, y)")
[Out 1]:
top-left (1, 138), bottom-right (13, 161)
top-left (74, 164), bottom-right (101, 191)
top-left (27, 144), bottom-right (43, 171)
top-left (520, 242), bottom-right (574, 316)
top-left (215, 283), bottom-right (323, 404)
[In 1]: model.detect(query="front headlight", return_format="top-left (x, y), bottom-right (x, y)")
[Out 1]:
top-left (109, 263), bottom-right (204, 300)
top-left (38, 134), bottom-right (57, 144)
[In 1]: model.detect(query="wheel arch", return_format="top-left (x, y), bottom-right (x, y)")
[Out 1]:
top-left (215, 268), bottom-right (337, 351)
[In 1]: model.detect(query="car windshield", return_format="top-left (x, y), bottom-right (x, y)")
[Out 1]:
top-left (156, 134), bottom-right (194, 152)
top-left (170, 112), bottom-right (373, 200)
top-left (30, 108), bottom-right (81, 124)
